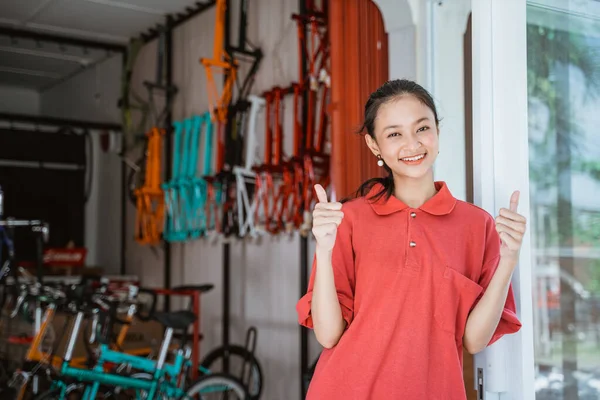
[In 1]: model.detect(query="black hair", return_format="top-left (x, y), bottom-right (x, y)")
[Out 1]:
top-left (342, 79), bottom-right (440, 203)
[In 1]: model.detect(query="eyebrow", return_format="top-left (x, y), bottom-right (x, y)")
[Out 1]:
top-left (382, 117), bottom-right (430, 131)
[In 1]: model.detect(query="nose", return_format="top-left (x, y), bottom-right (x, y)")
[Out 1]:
top-left (403, 132), bottom-right (422, 152)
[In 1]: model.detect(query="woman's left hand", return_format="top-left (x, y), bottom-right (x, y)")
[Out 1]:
top-left (496, 191), bottom-right (527, 264)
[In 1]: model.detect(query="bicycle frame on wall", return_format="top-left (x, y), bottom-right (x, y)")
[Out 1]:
top-left (132, 25), bottom-right (177, 246)
top-left (197, 0), bottom-right (263, 238)
top-left (163, 113), bottom-right (213, 242)
top-left (134, 127), bottom-right (166, 245)
top-left (234, 95), bottom-right (265, 237)
top-left (200, 0), bottom-right (237, 124)
top-left (292, 0), bottom-right (332, 235)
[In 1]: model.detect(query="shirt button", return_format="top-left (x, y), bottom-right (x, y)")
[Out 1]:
top-left (410, 212), bottom-right (417, 218)
top-left (409, 241), bottom-right (416, 247)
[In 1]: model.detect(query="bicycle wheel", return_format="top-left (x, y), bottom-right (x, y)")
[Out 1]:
top-left (101, 372), bottom-right (168, 400)
top-left (200, 345), bottom-right (262, 399)
top-left (184, 373), bottom-right (248, 399)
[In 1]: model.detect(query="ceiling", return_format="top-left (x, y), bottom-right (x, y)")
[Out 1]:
top-left (0, 0), bottom-right (213, 92)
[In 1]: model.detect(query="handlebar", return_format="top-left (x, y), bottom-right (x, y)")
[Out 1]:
top-left (135, 287), bottom-right (157, 322)
top-left (7, 282), bottom-right (66, 318)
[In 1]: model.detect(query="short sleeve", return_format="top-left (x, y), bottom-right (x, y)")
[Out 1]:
top-left (476, 217), bottom-right (522, 346)
top-left (296, 208), bottom-right (355, 329)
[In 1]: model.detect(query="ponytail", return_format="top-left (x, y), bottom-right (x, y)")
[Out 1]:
top-left (341, 164), bottom-right (394, 204)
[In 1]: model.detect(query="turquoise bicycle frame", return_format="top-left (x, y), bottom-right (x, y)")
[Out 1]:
top-left (163, 112), bottom-right (214, 241)
top-left (177, 117), bottom-right (195, 239)
top-left (163, 119), bottom-right (187, 242)
top-left (57, 349), bottom-right (188, 399)
top-left (188, 113), bottom-right (213, 237)
top-left (54, 312), bottom-right (189, 400)
top-left (80, 345), bottom-right (188, 399)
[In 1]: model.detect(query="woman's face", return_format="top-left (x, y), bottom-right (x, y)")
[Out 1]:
top-left (366, 95), bottom-right (439, 180)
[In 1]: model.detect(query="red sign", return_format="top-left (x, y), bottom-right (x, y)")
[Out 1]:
top-left (43, 248), bottom-right (87, 267)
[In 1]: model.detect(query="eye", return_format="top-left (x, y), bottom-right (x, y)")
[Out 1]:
top-left (387, 132), bottom-right (401, 138)
top-left (417, 126), bottom-right (430, 133)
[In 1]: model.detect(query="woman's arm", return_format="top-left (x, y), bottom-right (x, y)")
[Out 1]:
top-left (311, 247), bottom-right (347, 348)
top-left (463, 257), bottom-right (515, 354)
top-left (464, 191), bottom-right (526, 354)
top-left (308, 184), bottom-right (350, 349)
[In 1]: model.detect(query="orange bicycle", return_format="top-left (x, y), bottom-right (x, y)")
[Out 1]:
top-left (200, 0), bottom-right (237, 123)
top-left (134, 127), bottom-right (166, 245)
top-left (130, 25), bottom-right (176, 245)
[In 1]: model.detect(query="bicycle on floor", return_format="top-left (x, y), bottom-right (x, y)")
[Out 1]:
top-left (19, 281), bottom-right (250, 399)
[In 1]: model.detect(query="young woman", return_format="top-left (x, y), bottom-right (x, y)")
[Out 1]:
top-left (296, 79), bottom-right (525, 399)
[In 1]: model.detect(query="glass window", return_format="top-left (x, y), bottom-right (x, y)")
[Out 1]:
top-left (527, 1), bottom-right (600, 398)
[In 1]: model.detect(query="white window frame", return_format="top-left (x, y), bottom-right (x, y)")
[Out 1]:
top-left (471, 0), bottom-right (536, 399)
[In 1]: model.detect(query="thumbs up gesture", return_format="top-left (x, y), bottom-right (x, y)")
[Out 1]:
top-left (495, 191), bottom-right (527, 263)
top-left (312, 184), bottom-right (344, 252)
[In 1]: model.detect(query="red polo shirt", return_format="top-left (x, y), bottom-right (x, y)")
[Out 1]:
top-left (297, 182), bottom-right (521, 399)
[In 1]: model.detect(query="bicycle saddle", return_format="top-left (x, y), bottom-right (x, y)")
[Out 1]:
top-left (154, 310), bottom-right (196, 330)
top-left (171, 284), bottom-right (214, 293)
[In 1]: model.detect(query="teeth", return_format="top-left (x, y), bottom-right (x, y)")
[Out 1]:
top-left (401, 154), bottom-right (425, 162)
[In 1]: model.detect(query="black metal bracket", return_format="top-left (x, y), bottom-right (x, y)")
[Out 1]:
top-left (0, 112), bottom-right (121, 132)
top-left (141, 1), bottom-right (217, 44)
top-left (299, 0), bottom-right (311, 397)
top-left (222, 0), bottom-right (232, 374)
top-left (0, 26), bottom-right (126, 53)
top-left (162, 14), bottom-right (175, 311)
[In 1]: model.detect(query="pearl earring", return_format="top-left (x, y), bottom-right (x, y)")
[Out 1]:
top-left (377, 155), bottom-right (384, 167)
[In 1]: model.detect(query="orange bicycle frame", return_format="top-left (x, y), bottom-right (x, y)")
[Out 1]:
top-left (134, 127), bottom-right (165, 245)
top-left (200, 0), bottom-right (238, 123)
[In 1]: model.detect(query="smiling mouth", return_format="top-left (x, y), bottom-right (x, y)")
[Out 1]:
top-left (400, 153), bottom-right (427, 165)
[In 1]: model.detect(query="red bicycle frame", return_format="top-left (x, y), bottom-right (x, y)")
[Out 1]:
top-left (292, 0), bottom-right (332, 231)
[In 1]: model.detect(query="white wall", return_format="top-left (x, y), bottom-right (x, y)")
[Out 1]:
top-left (430, 0), bottom-right (471, 202)
top-left (0, 86), bottom-right (40, 115)
top-left (85, 133), bottom-right (123, 274)
top-left (40, 54), bottom-right (123, 275)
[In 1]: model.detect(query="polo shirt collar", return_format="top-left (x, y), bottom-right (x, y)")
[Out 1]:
top-left (367, 181), bottom-right (457, 216)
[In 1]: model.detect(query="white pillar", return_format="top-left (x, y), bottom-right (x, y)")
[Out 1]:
top-left (372, 0), bottom-right (418, 82)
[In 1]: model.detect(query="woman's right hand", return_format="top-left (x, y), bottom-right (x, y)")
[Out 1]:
top-left (311, 184), bottom-right (344, 252)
